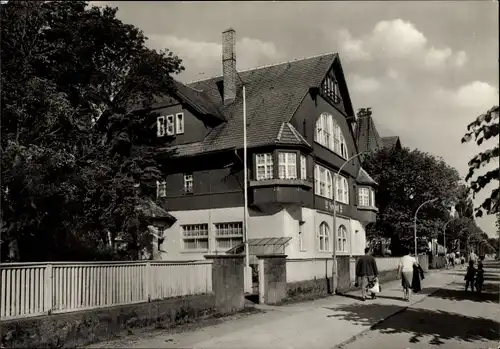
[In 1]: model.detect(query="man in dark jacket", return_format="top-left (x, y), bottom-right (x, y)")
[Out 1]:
top-left (356, 247), bottom-right (379, 300)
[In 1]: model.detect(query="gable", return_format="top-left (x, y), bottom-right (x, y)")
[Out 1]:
top-left (319, 57), bottom-right (356, 119)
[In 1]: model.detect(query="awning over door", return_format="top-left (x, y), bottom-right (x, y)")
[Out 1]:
top-left (226, 237), bottom-right (292, 255)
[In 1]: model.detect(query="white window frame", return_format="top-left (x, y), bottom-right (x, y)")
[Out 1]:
top-left (314, 164), bottom-right (333, 199)
top-left (278, 152), bottom-right (297, 179)
top-left (318, 221), bottom-right (330, 252)
top-left (358, 187), bottom-right (370, 207)
top-left (300, 155), bottom-right (307, 180)
top-left (314, 113), bottom-right (348, 159)
top-left (175, 113), bottom-right (185, 134)
top-left (215, 222), bottom-right (243, 251)
top-left (183, 173), bottom-right (193, 193)
top-left (370, 189), bottom-right (376, 207)
top-left (182, 224), bottom-right (209, 251)
top-left (335, 175), bottom-right (349, 204)
top-left (156, 180), bottom-right (166, 198)
top-left (337, 225), bottom-right (348, 252)
top-left (157, 116), bottom-right (165, 137)
top-left (166, 115), bottom-right (175, 136)
top-left (256, 153), bottom-right (274, 180)
top-left (298, 231), bottom-right (306, 251)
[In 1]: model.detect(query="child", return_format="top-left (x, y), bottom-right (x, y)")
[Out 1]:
top-left (464, 260), bottom-right (476, 292)
top-left (475, 262), bottom-right (484, 293)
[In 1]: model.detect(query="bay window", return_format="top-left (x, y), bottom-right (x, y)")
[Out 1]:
top-left (256, 153), bottom-right (273, 180)
top-left (278, 152), bottom-right (297, 179)
top-left (358, 187), bottom-right (370, 207)
top-left (300, 155), bottom-right (307, 180)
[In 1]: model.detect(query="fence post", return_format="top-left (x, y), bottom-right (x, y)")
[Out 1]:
top-left (144, 261), bottom-right (151, 302)
top-left (44, 264), bottom-right (53, 315)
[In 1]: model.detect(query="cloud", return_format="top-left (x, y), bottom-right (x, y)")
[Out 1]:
top-left (437, 81), bottom-right (499, 110)
top-left (334, 19), bottom-right (468, 72)
top-left (349, 75), bottom-right (381, 93)
top-left (336, 29), bottom-right (371, 61)
top-left (146, 34), bottom-right (284, 81)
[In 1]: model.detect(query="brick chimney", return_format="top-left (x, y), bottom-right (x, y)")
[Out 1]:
top-left (222, 28), bottom-right (237, 104)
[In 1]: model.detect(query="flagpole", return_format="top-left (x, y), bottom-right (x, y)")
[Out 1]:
top-left (243, 85), bottom-right (250, 283)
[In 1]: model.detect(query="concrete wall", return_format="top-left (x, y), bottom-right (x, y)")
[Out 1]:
top-left (205, 255), bottom-right (245, 314)
top-left (258, 255), bottom-right (287, 305)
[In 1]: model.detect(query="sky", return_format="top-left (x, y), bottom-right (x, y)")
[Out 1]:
top-left (93, 1), bottom-right (499, 237)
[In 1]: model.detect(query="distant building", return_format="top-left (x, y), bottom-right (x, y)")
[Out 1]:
top-left (355, 107), bottom-right (402, 153)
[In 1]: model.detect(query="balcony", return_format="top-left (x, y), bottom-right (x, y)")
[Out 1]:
top-left (249, 179), bottom-right (313, 208)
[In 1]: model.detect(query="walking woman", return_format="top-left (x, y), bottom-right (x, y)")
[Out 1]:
top-left (397, 247), bottom-right (419, 302)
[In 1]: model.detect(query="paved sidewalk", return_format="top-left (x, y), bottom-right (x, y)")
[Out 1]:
top-left (86, 268), bottom-right (459, 349)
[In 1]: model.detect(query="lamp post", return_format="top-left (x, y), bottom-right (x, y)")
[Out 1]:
top-left (413, 198), bottom-right (438, 256)
top-left (332, 151), bottom-right (367, 294)
top-left (242, 85), bottom-right (252, 293)
top-left (443, 217), bottom-right (458, 254)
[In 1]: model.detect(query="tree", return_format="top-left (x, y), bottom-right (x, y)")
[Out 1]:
top-left (461, 106), bottom-right (499, 217)
top-left (1, 1), bottom-right (183, 261)
top-left (362, 147), bottom-right (462, 255)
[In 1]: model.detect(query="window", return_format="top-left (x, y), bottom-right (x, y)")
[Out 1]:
top-left (175, 113), bottom-right (184, 134)
top-left (256, 153), bottom-right (273, 180)
top-left (183, 173), bottom-right (193, 193)
top-left (300, 155), bottom-right (307, 180)
top-left (335, 175), bottom-right (349, 204)
top-left (337, 225), bottom-right (348, 252)
top-left (166, 115), bottom-right (174, 136)
top-left (298, 231), bottom-right (305, 251)
top-left (157, 116), bottom-right (165, 137)
top-left (314, 113), bottom-right (348, 158)
top-left (358, 188), bottom-right (370, 207)
top-left (318, 222), bottom-right (330, 252)
top-left (182, 224), bottom-right (209, 250)
top-left (157, 227), bottom-right (165, 251)
top-left (371, 189), bottom-right (376, 207)
top-left (278, 152), bottom-right (297, 179)
top-left (314, 164), bottom-right (333, 199)
top-left (156, 180), bottom-right (166, 198)
top-left (215, 222), bottom-right (243, 250)
top-left (322, 75), bottom-right (342, 104)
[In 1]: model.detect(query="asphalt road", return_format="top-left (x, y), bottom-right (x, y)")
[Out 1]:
top-left (338, 261), bottom-right (500, 349)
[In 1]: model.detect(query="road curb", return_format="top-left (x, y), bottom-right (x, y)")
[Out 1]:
top-left (333, 277), bottom-right (456, 349)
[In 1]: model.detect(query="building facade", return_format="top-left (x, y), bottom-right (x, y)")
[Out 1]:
top-left (147, 29), bottom-right (378, 261)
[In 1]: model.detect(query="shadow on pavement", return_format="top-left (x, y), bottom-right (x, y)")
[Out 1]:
top-left (426, 282), bottom-right (499, 303)
top-left (324, 301), bottom-right (499, 345)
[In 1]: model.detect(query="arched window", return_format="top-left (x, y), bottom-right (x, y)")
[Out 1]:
top-left (314, 164), bottom-right (333, 199)
top-left (318, 222), bottom-right (330, 252)
top-left (335, 175), bottom-right (349, 204)
top-left (315, 113), bottom-right (348, 158)
top-left (337, 225), bottom-right (348, 252)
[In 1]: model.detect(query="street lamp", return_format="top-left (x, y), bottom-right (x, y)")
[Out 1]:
top-left (332, 151), bottom-right (367, 294)
top-left (443, 217), bottom-right (459, 254)
top-left (413, 198), bottom-right (439, 256)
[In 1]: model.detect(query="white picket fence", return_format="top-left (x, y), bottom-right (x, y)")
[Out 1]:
top-left (0, 260), bottom-right (213, 320)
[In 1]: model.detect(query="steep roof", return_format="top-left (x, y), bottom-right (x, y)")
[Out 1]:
top-left (164, 53), bottom-right (341, 157)
top-left (356, 167), bottom-right (378, 186)
top-left (356, 114), bottom-right (382, 153)
top-left (172, 80), bottom-right (225, 121)
top-left (136, 198), bottom-right (176, 222)
top-left (381, 136), bottom-right (400, 150)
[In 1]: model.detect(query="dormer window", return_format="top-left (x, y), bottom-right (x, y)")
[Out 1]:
top-left (176, 113), bottom-right (185, 134)
top-left (156, 180), bottom-right (166, 198)
top-left (166, 115), bottom-right (174, 135)
top-left (157, 116), bottom-right (165, 137)
top-left (157, 113), bottom-right (184, 137)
